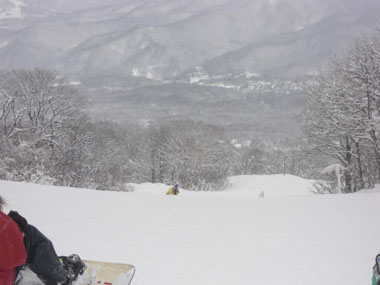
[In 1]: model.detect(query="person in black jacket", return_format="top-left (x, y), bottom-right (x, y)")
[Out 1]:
top-left (9, 211), bottom-right (68, 285)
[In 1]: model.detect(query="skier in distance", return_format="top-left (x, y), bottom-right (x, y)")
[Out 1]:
top-left (167, 184), bottom-right (180, 195)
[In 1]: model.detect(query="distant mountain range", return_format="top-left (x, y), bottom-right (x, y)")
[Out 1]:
top-left (1, 0), bottom-right (379, 141)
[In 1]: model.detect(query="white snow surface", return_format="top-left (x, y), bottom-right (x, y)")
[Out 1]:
top-left (0, 0), bottom-right (25, 19)
top-left (1, 175), bottom-right (380, 285)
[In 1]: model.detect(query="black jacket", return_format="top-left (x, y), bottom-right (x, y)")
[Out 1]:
top-left (9, 211), bottom-right (67, 285)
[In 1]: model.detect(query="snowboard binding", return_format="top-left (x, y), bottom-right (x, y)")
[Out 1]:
top-left (59, 254), bottom-right (86, 285)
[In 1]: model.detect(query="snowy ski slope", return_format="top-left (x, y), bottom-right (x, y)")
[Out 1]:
top-left (1, 175), bottom-right (379, 285)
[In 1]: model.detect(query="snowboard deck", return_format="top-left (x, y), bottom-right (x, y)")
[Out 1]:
top-left (75, 260), bottom-right (135, 285)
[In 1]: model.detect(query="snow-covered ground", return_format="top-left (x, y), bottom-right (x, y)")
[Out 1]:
top-left (1, 175), bottom-right (380, 285)
top-left (0, 0), bottom-right (25, 19)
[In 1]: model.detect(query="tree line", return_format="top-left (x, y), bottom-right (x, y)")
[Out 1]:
top-left (303, 32), bottom-right (380, 193)
top-left (0, 69), bottom-right (310, 191)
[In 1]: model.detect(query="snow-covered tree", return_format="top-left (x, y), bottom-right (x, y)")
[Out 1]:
top-left (142, 120), bottom-right (235, 191)
top-left (303, 33), bottom-right (380, 192)
top-left (0, 69), bottom-right (86, 182)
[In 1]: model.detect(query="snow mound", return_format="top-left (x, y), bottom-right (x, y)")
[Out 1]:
top-left (356, 184), bottom-right (380, 194)
top-left (228, 174), bottom-right (315, 197)
top-left (125, 174), bottom-right (316, 198)
top-left (0, 174), bottom-right (316, 200)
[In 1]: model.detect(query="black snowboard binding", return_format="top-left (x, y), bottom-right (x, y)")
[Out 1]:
top-left (59, 254), bottom-right (86, 285)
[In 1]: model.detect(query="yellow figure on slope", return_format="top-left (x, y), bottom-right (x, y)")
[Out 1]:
top-left (167, 184), bottom-right (179, 195)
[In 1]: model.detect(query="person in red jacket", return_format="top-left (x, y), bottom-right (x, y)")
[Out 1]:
top-left (0, 196), bottom-right (27, 285)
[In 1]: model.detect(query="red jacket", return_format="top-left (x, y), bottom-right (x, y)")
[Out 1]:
top-left (0, 211), bottom-right (27, 285)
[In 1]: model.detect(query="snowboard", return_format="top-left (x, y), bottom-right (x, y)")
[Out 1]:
top-left (74, 260), bottom-right (135, 285)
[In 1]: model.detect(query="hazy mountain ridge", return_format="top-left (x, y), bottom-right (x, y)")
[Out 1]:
top-left (0, 0), bottom-right (379, 140)
top-left (1, 0), bottom-right (379, 81)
